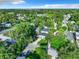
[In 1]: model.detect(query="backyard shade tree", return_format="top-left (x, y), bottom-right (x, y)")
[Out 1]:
top-left (51, 35), bottom-right (68, 50)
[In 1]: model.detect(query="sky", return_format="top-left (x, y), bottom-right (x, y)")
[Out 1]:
top-left (0, 0), bottom-right (79, 9)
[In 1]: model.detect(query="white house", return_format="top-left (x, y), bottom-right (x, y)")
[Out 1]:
top-left (64, 31), bottom-right (74, 43)
top-left (70, 21), bottom-right (75, 24)
top-left (54, 22), bottom-right (57, 30)
top-left (41, 28), bottom-right (48, 34)
top-left (76, 32), bottom-right (79, 39)
top-left (53, 31), bottom-right (59, 36)
top-left (16, 14), bottom-right (26, 20)
top-left (48, 41), bottom-right (58, 59)
top-left (62, 23), bottom-right (68, 28)
top-left (44, 26), bottom-right (48, 29)
top-left (5, 23), bottom-right (12, 27)
top-left (1, 22), bottom-right (12, 27)
top-left (37, 33), bottom-right (46, 39)
top-left (62, 19), bottom-right (68, 24)
top-left (37, 26), bottom-right (48, 39)
top-left (16, 14), bottom-right (21, 17)
top-left (0, 35), bottom-right (11, 42)
top-left (62, 14), bottom-right (71, 28)
top-left (35, 27), bottom-right (40, 34)
top-left (16, 56), bottom-right (25, 59)
top-left (67, 14), bottom-right (71, 20)
top-left (75, 32), bottom-right (79, 48)
top-left (64, 14), bottom-right (71, 20)
top-left (37, 14), bottom-right (47, 17)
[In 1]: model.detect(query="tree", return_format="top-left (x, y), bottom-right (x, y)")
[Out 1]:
top-left (4, 22), bottom-right (36, 56)
top-left (26, 51), bottom-right (40, 59)
top-left (35, 47), bottom-right (47, 59)
top-left (51, 35), bottom-right (68, 50)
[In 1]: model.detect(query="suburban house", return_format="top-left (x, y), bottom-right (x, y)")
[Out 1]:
top-left (53, 31), bottom-right (59, 36)
top-left (54, 22), bottom-right (57, 30)
top-left (1, 22), bottom-right (12, 28)
top-left (16, 14), bottom-right (26, 20)
top-left (70, 21), bottom-right (75, 24)
top-left (37, 14), bottom-right (47, 17)
top-left (35, 27), bottom-right (40, 34)
top-left (0, 35), bottom-right (16, 46)
top-left (4, 39), bottom-right (16, 46)
top-left (37, 26), bottom-right (48, 39)
top-left (48, 41), bottom-right (58, 59)
top-left (63, 14), bottom-right (71, 20)
top-left (62, 14), bottom-right (71, 27)
top-left (64, 31), bottom-right (75, 43)
top-left (41, 28), bottom-right (48, 34)
top-left (0, 35), bottom-right (11, 42)
top-left (16, 56), bottom-right (26, 59)
top-left (75, 32), bottom-right (79, 48)
top-left (37, 33), bottom-right (47, 39)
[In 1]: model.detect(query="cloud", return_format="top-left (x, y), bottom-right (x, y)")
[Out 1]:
top-left (0, 3), bottom-right (79, 9)
top-left (39, 4), bottom-right (79, 9)
top-left (18, 4), bottom-right (79, 9)
top-left (0, 0), bottom-right (6, 4)
top-left (12, 0), bottom-right (25, 4)
top-left (0, 0), bottom-right (25, 4)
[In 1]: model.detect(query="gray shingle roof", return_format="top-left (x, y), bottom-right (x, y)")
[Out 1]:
top-left (16, 56), bottom-right (26, 59)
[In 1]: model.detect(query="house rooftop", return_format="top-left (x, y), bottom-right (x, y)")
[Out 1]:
top-left (16, 56), bottom-right (25, 59)
top-left (1, 22), bottom-right (12, 27)
top-left (37, 33), bottom-right (47, 39)
top-left (37, 14), bottom-right (47, 17)
top-left (41, 28), bottom-right (48, 34)
top-left (40, 33), bottom-right (47, 36)
top-left (71, 21), bottom-right (75, 24)
top-left (64, 31), bottom-right (74, 43)
top-left (0, 35), bottom-right (11, 41)
top-left (44, 26), bottom-right (48, 29)
top-left (76, 32), bottom-right (79, 40)
top-left (42, 28), bottom-right (48, 31)
top-left (5, 39), bottom-right (16, 44)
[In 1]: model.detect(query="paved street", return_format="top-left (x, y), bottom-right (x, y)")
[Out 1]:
top-left (22, 39), bottom-right (40, 53)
